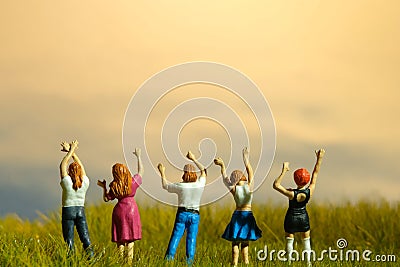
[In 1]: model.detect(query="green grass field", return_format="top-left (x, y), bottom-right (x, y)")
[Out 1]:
top-left (1, 200), bottom-right (398, 266)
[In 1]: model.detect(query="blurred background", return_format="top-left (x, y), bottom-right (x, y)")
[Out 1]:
top-left (0, 0), bottom-right (399, 219)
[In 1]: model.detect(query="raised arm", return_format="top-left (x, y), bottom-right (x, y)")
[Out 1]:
top-left (61, 141), bottom-right (86, 176)
top-left (157, 163), bottom-right (169, 190)
top-left (97, 179), bottom-right (109, 202)
top-left (242, 147), bottom-right (254, 187)
top-left (133, 148), bottom-right (143, 177)
top-left (308, 149), bottom-right (325, 196)
top-left (186, 151), bottom-right (206, 178)
top-left (214, 157), bottom-right (231, 188)
top-left (60, 140), bottom-right (78, 179)
top-left (273, 162), bottom-right (294, 199)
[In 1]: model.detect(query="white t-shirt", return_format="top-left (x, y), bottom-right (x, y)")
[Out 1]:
top-left (60, 175), bottom-right (90, 207)
top-left (166, 176), bottom-right (206, 211)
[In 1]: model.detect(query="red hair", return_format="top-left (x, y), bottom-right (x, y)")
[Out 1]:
top-left (68, 162), bottom-right (83, 191)
top-left (294, 168), bottom-right (310, 187)
top-left (182, 171), bottom-right (197, 183)
top-left (110, 163), bottom-right (132, 198)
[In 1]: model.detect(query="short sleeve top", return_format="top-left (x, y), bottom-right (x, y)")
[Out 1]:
top-left (106, 174), bottom-right (142, 202)
top-left (166, 176), bottom-right (206, 211)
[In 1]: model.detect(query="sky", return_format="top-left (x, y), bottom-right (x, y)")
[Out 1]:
top-left (0, 0), bottom-right (399, 220)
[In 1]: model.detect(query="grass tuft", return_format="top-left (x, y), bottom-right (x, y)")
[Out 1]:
top-left (0, 200), bottom-right (398, 266)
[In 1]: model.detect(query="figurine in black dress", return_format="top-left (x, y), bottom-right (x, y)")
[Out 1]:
top-left (273, 149), bottom-right (325, 265)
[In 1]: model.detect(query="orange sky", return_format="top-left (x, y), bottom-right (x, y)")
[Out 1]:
top-left (1, 0), bottom-right (399, 219)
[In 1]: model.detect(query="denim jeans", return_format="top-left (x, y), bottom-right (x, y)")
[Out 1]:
top-left (62, 206), bottom-right (92, 255)
top-left (165, 210), bottom-right (200, 264)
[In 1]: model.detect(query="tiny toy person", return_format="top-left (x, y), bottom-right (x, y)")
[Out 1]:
top-left (214, 147), bottom-right (262, 266)
top-left (59, 140), bottom-right (93, 257)
top-left (157, 151), bottom-right (207, 265)
top-left (273, 149), bottom-right (325, 265)
top-left (97, 148), bottom-right (143, 264)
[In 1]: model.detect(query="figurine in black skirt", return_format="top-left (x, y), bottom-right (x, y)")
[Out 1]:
top-left (273, 149), bottom-right (325, 266)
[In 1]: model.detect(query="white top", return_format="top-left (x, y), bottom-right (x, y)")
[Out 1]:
top-left (60, 175), bottom-right (90, 207)
top-left (233, 183), bottom-right (253, 207)
top-left (166, 176), bottom-right (206, 211)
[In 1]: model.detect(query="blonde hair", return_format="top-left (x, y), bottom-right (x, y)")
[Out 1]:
top-left (109, 163), bottom-right (132, 198)
top-left (230, 170), bottom-right (247, 186)
top-left (68, 162), bottom-right (83, 191)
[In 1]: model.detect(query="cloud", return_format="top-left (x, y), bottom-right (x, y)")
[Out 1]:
top-left (0, 0), bottom-right (399, 219)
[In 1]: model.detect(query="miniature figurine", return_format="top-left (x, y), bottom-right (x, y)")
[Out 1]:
top-left (214, 147), bottom-right (262, 267)
top-left (59, 140), bottom-right (93, 257)
top-left (273, 149), bottom-right (325, 266)
top-left (157, 151), bottom-right (207, 265)
top-left (97, 148), bottom-right (143, 264)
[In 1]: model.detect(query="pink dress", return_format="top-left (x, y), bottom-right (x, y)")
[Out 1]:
top-left (106, 174), bottom-right (142, 242)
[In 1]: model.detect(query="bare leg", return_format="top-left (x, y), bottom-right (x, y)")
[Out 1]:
top-left (127, 242), bottom-right (134, 264)
top-left (117, 242), bottom-right (125, 259)
top-left (241, 242), bottom-right (249, 264)
top-left (232, 242), bottom-right (240, 266)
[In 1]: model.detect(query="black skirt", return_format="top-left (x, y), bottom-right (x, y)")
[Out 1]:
top-left (284, 207), bottom-right (310, 234)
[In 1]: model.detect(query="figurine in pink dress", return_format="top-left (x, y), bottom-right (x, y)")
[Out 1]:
top-left (97, 148), bottom-right (143, 264)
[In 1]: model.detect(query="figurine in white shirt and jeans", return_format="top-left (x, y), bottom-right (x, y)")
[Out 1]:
top-left (157, 151), bottom-right (206, 265)
top-left (59, 140), bottom-right (93, 258)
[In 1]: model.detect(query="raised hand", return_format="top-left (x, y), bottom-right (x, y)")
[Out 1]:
top-left (97, 179), bottom-right (107, 188)
top-left (70, 140), bottom-right (79, 151)
top-left (60, 141), bottom-right (70, 152)
top-left (316, 149), bottom-right (325, 158)
top-left (133, 148), bottom-right (141, 158)
top-left (186, 151), bottom-right (196, 161)
top-left (282, 162), bottom-right (290, 173)
top-left (157, 163), bottom-right (165, 174)
top-left (242, 147), bottom-right (250, 164)
top-left (214, 157), bottom-right (224, 166)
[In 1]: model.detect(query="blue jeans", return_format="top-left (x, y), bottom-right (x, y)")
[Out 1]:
top-left (165, 210), bottom-right (200, 264)
top-left (62, 206), bottom-right (92, 256)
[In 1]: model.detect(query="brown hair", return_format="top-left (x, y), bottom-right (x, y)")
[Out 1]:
top-left (230, 170), bottom-right (247, 185)
top-left (68, 162), bottom-right (83, 191)
top-left (109, 163), bottom-right (132, 198)
top-left (182, 171), bottom-right (198, 183)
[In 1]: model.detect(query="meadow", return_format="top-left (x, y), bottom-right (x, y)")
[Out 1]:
top-left (0, 200), bottom-right (398, 266)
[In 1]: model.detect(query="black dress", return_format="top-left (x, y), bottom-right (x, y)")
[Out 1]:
top-left (284, 188), bottom-right (311, 234)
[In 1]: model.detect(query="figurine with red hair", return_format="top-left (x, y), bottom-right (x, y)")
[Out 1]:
top-left (273, 149), bottom-right (325, 265)
top-left (97, 148), bottom-right (143, 264)
top-left (59, 140), bottom-right (93, 257)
